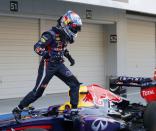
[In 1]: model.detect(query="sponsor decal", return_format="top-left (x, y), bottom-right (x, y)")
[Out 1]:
top-left (91, 118), bottom-right (108, 131)
top-left (41, 37), bottom-right (46, 43)
top-left (65, 70), bottom-right (73, 77)
top-left (83, 93), bottom-right (93, 102)
top-left (42, 35), bottom-right (48, 40)
top-left (141, 87), bottom-right (156, 102)
top-left (86, 85), bottom-right (122, 107)
top-left (91, 118), bottom-right (116, 131)
top-left (142, 90), bottom-right (155, 96)
top-left (56, 37), bottom-right (61, 41)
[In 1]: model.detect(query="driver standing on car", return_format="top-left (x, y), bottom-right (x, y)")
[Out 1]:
top-left (12, 10), bottom-right (82, 120)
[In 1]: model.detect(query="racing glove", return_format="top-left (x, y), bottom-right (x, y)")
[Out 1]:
top-left (64, 49), bottom-right (75, 66)
top-left (35, 47), bottom-right (50, 59)
top-left (42, 51), bottom-right (50, 59)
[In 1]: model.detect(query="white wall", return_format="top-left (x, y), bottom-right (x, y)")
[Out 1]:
top-left (116, 12), bottom-right (128, 76)
top-left (0, 0), bottom-right (122, 22)
top-left (105, 24), bottom-right (117, 77)
top-left (63, 0), bottom-right (156, 15)
top-left (104, 24), bottom-right (117, 88)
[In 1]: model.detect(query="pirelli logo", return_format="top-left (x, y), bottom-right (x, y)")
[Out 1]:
top-left (112, 0), bottom-right (128, 3)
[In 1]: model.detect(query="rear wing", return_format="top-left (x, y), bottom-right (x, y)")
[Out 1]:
top-left (109, 76), bottom-right (156, 97)
top-left (110, 76), bottom-right (156, 88)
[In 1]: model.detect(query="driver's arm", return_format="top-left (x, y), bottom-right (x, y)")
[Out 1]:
top-left (64, 49), bottom-right (75, 66)
top-left (34, 32), bottom-right (53, 57)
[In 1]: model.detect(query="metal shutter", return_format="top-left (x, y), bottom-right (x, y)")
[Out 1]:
top-left (126, 19), bottom-right (155, 104)
top-left (0, 16), bottom-right (39, 99)
top-left (43, 20), bottom-right (106, 94)
top-left (127, 19), bottom-right (155, 77)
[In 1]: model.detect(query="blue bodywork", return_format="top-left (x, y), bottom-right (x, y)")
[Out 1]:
top-left (0, 106), bottom-right (124, 131)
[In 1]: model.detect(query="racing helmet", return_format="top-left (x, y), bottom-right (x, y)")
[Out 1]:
top-left (60, 10), bottom-right (82, 42)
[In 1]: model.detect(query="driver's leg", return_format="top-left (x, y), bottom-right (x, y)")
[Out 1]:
top-left (55, 64), bottom-right (80, 109)
top-left (12, 62), bottom-right (57, 119)
top-left (16, 58), bottom-right (45, 110)
top-left (33, 58), bottom-right (45, 92)
top-left (18, 62), bottom-right (56, 109)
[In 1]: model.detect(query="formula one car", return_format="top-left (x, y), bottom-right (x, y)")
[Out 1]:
top-left (0, 77), bottom-right (156, 131)
top-left (110, 76), bottom-right (156, 131)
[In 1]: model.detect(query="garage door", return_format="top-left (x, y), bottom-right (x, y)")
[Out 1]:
top-left (126, 19), bottom-right (155, 77)
top-left (0, 16), bottom-right (39, 99)
top-left (43, 20), bottom-right (106, 94)
top-left (126, 19), bottom-right (155, 104)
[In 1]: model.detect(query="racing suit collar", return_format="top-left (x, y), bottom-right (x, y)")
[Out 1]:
top-left (52, 26), bottom-right (74, 44)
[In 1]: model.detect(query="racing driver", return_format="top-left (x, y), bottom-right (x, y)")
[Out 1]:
top-left (12, 10), bottom-right (82, 120)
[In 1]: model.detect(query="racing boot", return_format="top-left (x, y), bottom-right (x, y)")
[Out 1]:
top-left (70, 109), bottom-right (79, 117)
top-left (12, 107), bottom-right (22, 121)
top-left (70, 109), bottom-right (81, 131)
top-left (64, 108), bottom-right (79, 121)
top-left (70, 108), bottom-right (79, 121)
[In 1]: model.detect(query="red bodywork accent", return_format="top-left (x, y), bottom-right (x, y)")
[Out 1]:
top-left (141, 86), bottom-right (156, 103)
top-left (47, 44), bottom-right (51, 53)
top-left (84, 84), bottom-right (122, 106)
top-left (6, 125), bottom-right (52, 131)
top-left (45, 44), bottom-right (51, 67)
top-left (142, 67), bottom-right (156, 103)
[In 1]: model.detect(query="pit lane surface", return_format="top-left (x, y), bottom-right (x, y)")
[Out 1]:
top-left (0, 93), bottom-right (68, 114)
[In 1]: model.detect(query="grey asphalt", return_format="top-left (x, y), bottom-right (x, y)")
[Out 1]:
top-left (0, 93), bottom-right (69, 114)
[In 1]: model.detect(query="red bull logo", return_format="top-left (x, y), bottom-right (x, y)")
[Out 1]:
top-left (84, 84), bottom-right (122, 106)
top-left (83, 92), bottom-right (93, 102)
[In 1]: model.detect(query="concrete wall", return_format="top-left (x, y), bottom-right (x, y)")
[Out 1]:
top-left (105, 24), bottom-right (117, 77)
top-left (0, 0), bottom-right (122, 22)
top-left (104, 24), bottom-right (117, 88)
top-left (116, 12), bottom-right (128, 76)
top-left (63, 0), bottom-right (156, 15)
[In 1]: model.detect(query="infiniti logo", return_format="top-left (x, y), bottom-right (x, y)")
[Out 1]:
top-left (91, 118), bottom-right (108, 131)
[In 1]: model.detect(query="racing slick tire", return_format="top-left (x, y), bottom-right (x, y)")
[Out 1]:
top-left (24, 128), bottom-right (48, 131)
top-left (144, 101), bottom-right (156, 131)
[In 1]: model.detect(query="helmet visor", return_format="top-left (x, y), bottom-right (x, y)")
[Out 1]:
top-left (69, 23), bottom-right (81, 34)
